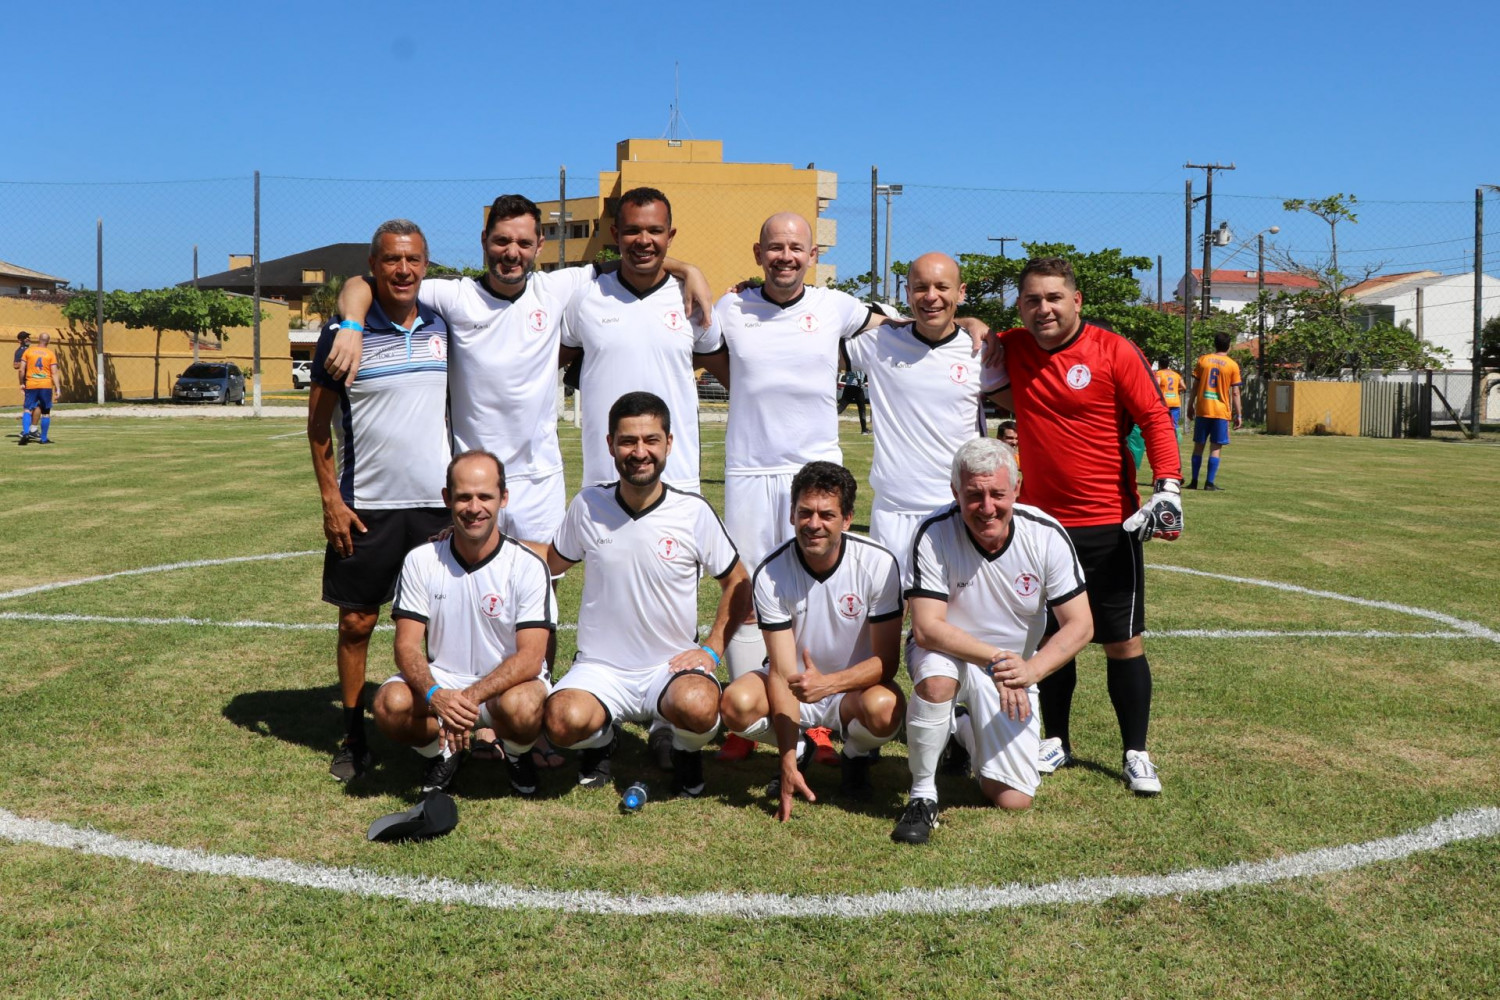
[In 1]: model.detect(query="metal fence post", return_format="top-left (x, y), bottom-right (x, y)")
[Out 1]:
top-left (253, 170), bottom-right (262, 416)
top-left (95, 218), bottom-right (104, 404)
top-left (1473, 188), bottom-right (1484, 434)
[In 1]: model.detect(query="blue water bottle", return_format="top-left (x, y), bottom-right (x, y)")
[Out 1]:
top-left (620, 782), bottom-right (648, 813)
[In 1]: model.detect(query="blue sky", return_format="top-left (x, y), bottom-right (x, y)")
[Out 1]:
top-left (5, 0), bottom-right (1497, 291)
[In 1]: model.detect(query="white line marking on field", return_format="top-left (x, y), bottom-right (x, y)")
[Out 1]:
top-left (0, 552), bottom-right (322, 602)
top-left (266, 430), bottom-right (305, 440)
top-left (0, 611), bottom-right (393, 632)
top-left (0, 806), bottom-right (1494, 918)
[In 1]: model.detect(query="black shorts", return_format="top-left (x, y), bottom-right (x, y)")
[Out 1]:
top-left (321, 506), bottom-right (449, 610)
top-left (1045, 524), bottom-right (1145, 645)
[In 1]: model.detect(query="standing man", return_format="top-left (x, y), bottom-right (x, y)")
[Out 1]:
top-left (1186, 333), bottom-right (1243, 491)
top-left (308, 219), bottom-right (451, 784)
top-left (893, 439), bottom-right (1092, 843)
top-left (374, 450), bottom-right (556, 797)
top-left (562, 188), bottom-right (725, 494)
top-left (719, 461), bottom-right (905, 819)
top-left (12, 331), bottom-right (28, 440)
top-left (1156, 354), bottom-right (1185, 437)
top-left (989, 257), bottom-right (1182, 795)
top-left (537, 392), bottom-right (751, 797)
top-left (17, 332), bottom-right (59, 446)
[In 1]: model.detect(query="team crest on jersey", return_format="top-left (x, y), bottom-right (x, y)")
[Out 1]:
top-left (662, 309), bottom-right (686, 332)
top-left (426, 335), bottom-right (446, 361)
top-left (949, 362), bottom-right (971, 384)
top-left (480, 593), bottom-right (505, 617)
top-left (1013, 572), bottom-right (1040, 598)
top-left (798, 313), bottom-right (820, 333)
top-left (528, 308), bottom-right (548, 333)
top-left (1066, 364), bottom-right (1092, 390)
top-left (836, 593), bottom-right (866, 619)
top-left (655, 536), bottom-right (679, 560)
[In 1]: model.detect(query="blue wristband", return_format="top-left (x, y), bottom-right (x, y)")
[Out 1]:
top-left (699, 645), bottom-right (720, 665)
top-left (339, 319), bottom-right (363, 332)
top-left (426, 683), bottom-right (441, 703)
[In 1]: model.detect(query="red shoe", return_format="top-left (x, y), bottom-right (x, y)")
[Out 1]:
top-left (807, 726), bottom-right (840, 767)
top-left (715, 733), bottom-right (757, 761)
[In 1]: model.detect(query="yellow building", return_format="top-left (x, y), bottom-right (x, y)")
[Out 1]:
top-left (527, 139), bottom-right (839, 298)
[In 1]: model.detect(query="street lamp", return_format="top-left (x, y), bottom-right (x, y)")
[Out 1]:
top-left (875, 183), bottom-right (903, 304)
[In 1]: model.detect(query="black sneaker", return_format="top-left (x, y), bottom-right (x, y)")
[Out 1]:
top-left (670, 747), bottom-right (705, 798)
top-left (420, 750), bottom-right (465, 794)
top-left (891, 797), bottom-right (940, 845)
top-left (1203, 482), bottom-right (1224, 492)
top-left (577, 732), bottom-right (617, 789)
top-left (17, 435), bottom-right (27, 447)
top-left (506, 750), bottom-right (539, 798)
top-left (648, 725), bottom-right (675, 771)
top-left (839, 752), bottom-right (874, 801)
top-left (1185, 481), bottom-right (1198, 490)
top-left (329, 740), bottom-right (371, 783)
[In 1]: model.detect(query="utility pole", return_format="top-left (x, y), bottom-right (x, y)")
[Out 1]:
top-left (1183, 179), bottom-right (1194, 375)
top-left (876, 183), bottom-right (903, 304)
top-left (1257, 232), bottom-right (1268, 383)
top-left (558, 166), bottom-right (567, 269)
top-left (870, 167), bottom-right (879, 302)
top-left (1186, 162), bottom-right (1236, 319)
top-left (990, 235), bottom-right (1018, 306)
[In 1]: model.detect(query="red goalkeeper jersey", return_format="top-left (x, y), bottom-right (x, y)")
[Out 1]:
top-left (998, 322), bottom-right (1181, 527)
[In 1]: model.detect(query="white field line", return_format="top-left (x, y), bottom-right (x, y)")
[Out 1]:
top-left (0, 552), bottom-right (322, 603)
top-left (0, 806), bottom-right (1495, 918)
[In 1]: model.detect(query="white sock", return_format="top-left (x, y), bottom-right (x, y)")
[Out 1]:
top-left (501, 738), bottom-right (534, 758)
top-left (415, 736), bottom-right (445, 759)
top-left (906, 694), bottom-right (954, 802)
top-left (671, 716), bottom-right (720, 752)
top-left (843, 718), bottom-right (892, 757)
top-left (565, 725), bottom-right (613, 751)
top-left (725, 629), bottom-right (767, 680)
top-left (732, 717), bottom-right (771, 742)
top-left (954, 719), bottom-right (977, 775)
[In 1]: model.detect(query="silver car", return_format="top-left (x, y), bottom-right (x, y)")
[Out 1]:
top-left (172, 363), bottom-right (246, 405)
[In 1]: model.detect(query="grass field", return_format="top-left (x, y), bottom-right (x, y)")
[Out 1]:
top-left (2, 414), bottom-right (1498, 999)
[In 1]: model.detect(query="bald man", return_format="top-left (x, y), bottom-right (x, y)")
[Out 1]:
top-left (843, 253), bottom-right (1004, 579)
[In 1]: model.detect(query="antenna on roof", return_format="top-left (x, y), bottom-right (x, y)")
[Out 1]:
top-left (661, 62), bottom-right (693, 144)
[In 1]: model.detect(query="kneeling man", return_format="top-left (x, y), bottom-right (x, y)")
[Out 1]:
top-left (892, 438), bottom-right (1093, 844)
top-left (720, 461), bottom-right (904, 821)
top-left (540, 391), bottom-right (750, 797)
top-left (374, 450), bottom-right (556, 798)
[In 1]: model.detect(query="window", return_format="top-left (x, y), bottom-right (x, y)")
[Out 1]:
top-left (302, 269), bottom-right (325, 284)
top-left (569, 222), bottom-right (590, 240)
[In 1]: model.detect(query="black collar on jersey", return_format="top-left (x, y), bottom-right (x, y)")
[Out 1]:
top-left (794, 533), bottom-right (847, 583)
top-left (613, 482), bottom-right (670, 520)
top-left (617, 271), bottom-right (672, 301)
top-left (478, 272), bottom-right (527, 303)
top-left (913, 323), bottom-right (961, 350)
top-left (1044, 319), bottom-right (1087, 355)
top-left (448, 533), bottom-right (508, 574)
top-left (962, 517), bottom-right (1014, 562)
top-left (760, 285), bottom-right (807, 311)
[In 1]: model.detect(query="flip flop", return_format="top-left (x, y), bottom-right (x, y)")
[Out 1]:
top-left (469, 736), bottom-right (504, 761)
top-left (366, 791), bottom-right (459, 843)
top-left (530, 737), bottom-right (567, 769)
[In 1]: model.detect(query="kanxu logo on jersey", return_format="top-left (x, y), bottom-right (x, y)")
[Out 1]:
top-left (1066, 364), bottom-right (1092, 390)
top-left (527, 309), bottom-right (548, 333)
top-left (480, 593), bottom-right (505, 617)
top-left (428, 335), bottom-right (447, 361)
top-left (837, 593), bottom-right (866, 619)
top-left (655, 536), bottom-right (679, 560)
top-left (1013, 572), bottom-right (1040, 598)
top-left (949, 362), bottom-right (972, 384)
top-left (797, 313), bottom-right (820, 333)
top-left (662, 309), bottom-right (686, 332)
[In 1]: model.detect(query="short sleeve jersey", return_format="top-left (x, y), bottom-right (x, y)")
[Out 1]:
top-left (998, 323), bottom-right (1181, 527)
top-left (843, 324), bottom-right (985, 512)
top-left (561, 272), bottom-right (725, 492)
top-left (391, 536), bottom-right (556, 682)
top-left (14, 344), bottom-right (29, 365)
top-left (907, 503), bottom-right (1086, 659)
top-left (553, 484), bottom-right (740, 671)
top-left (1192, 353), bottom-right (1241, 420)
top-left (20, 346), bottom-right (58, 389)
top-left (754, 533), bottom-right (903, 672)
top-left (1156, 369), bottom-right (1184, 408)
top-left (311, 300), bottom-right (449, 510)
top-left (715, 286), bottom-right (870, 475)
top-left (419, 268), bottom-right (592, 481)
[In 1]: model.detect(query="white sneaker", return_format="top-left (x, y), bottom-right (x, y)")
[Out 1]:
top-left (1124, 750), bottom-right (1161, 795)
top-left (1037, 737), bottom-right (1071, 774)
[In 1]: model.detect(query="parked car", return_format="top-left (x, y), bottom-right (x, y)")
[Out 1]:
top-left (172, 363), bottom-right (246, 405)
top-left (291, 360), bottom-right (312, 389)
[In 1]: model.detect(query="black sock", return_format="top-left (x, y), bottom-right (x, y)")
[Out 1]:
top-left (1106, 654), bottom-right (1152, 752)
top-left (1037, 658), bottom-right (1077, 751)
top-left (343, 704), bottom-right (366, 744)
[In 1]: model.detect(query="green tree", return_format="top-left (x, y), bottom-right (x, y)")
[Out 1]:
top-left (1481, 314), bottom-right (1500, 370)
top-left (304, 275), bottom-right (346, 328)
top-left (825, 271), bottom-right (876, 301)
top-left (1283, 193), bottom-right (1358, 291)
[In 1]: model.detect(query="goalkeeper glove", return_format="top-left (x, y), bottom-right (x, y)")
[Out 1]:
top-left (1123, 479), bottom-right (1183, 542)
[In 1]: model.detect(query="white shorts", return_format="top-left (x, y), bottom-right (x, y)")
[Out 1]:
top-left (552, 661), bottom-right (722, 727)
top-left (502, 471), bottom-right (566, 545)
top-left (907, 646), bottom-right (1041, 797)
top-left (381, 663), bottom-right (552, 730)
top-left (725, 472), bottom-right (794, 573)
top-left (751, 667), bottom-right (845, 732)
top-left (869, 497), bottom-right (942, 580)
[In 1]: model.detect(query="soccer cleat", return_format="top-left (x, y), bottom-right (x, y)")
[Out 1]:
top-left (577, 732), bottom-right (617, 789)
top-left (1185, 481), bottom-right (1198, 490)
top-left (506, 750), bottom-right (539, 798)
top-left (839, 752), bottom-right (874, 801)
top-left (670, 747), bottom-right (706, 798)
top-left (1203, 482), bottom-right (1223, 492)
top-left (806, 726), bottom-right (840, 767)
top-left (17, 435), bottom-right (27, 446)
top-left (420, 750), bottom-right (466, 794)
top-left (329, 740), bottom-right (371, 783)
top-left (1037, 737), bottom-right (1072, 774)
top-left (38, 439), bottom-right (53, 445)
top-left (715, 732), bottom-right (756, 762)
top-left (648, 725), bottom-right (675, 771)
top-left (891, 797), bottom-right (940, 845)
top-left (1124, 749), bottom-right (1162, 795)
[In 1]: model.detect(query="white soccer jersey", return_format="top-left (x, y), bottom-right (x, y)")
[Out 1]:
top-left (311, 300), bottom-right (449, 510)
top-left (420, 268), bottom-right (592, 481)
top-left (906, 503), bottom-right (1087, 657)
top-left (391, 535), bottom-right (557, 681)
top-left (554, 484), bottom-right (740, 672)
top-left (843, 324), bottom-right (986, 512)
top-left (754, 533), bottom-right (903, 672)
top-left (716, 285), bottom-right (870, 475)
top-left (561, 272), bottom-right (724, 491)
